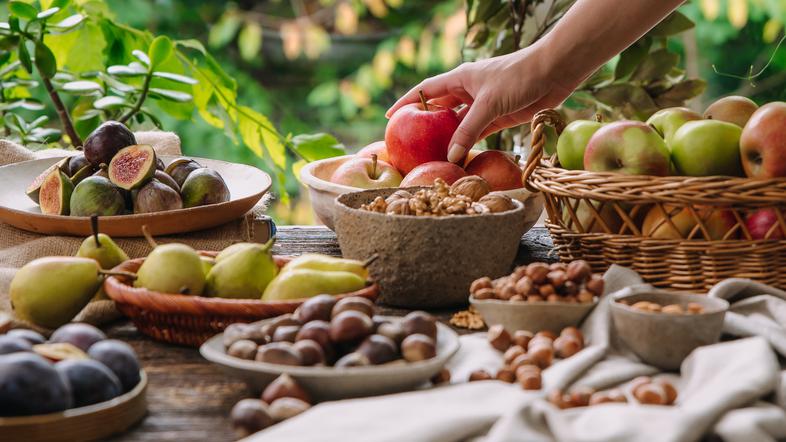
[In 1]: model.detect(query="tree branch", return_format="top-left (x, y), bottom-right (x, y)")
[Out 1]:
top-left (41, 76), bottom-right (82, 147)
top-left (119, 71), bottom-right (153, 124)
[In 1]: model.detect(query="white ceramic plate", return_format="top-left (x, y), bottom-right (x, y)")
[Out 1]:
top-left (0, 155), bottom-right (271, 237)
top-left (200, 316), bottom-right (460, 401)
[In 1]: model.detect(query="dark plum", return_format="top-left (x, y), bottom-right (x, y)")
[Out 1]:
top-left (87, 340), bottom-right (140, 392)
top-left (0, 353), bottom-right (73, 416)
top-left (55, 359), bottom-right (122, 407)
top-left (50, 323), bottom-right (106, 352)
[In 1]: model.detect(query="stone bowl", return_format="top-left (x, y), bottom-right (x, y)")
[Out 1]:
top-left (470, 296), bottom-right (598, 334)
top-left (610, 291), bottom-right (729, 371)
top-left (334, 187), bottom-right (529, 308)
top-left (300, 155), bottom-right (544, 231)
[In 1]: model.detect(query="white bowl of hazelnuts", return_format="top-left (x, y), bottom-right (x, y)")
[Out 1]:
top-left (469, 260), bottom-right (603, 334)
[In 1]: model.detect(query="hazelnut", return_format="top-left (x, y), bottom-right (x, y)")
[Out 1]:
top-left (331, 296), bottom-right (375, 318)
top-left (261, 373), bottom-right (311, 404)
top-left (569, 387), bottom-right (594, 407)
top-left (510, 294), bottom-right (525, 302)
top-left (356, 334), bottom-right (399, 365)
top-left (514, 277), bottom-right (534, 295)
top-left (498, 282), bottom-right (517, 300)
top-left (510, 353), bottom-right (535, 370)
top-left (549, 262), bottom-right (567, 272)
top-left (535, 331), bottom-right (558, 341)
top-left (560, 326), bottom-right (584, 344)
top-left (503, 346), bottom-right (525, 365)
top-left (468, 369), bottom-right (493, 382)
top-left (631, 301), bottom-right (655, 311)
top-left (334, 352), bottom-right (371, 368)
top-left (450, 175), bottom-right (491, 201)
top-left (223, 323), bottom-right (268, 348)
top-left (687, 302), bottom-right (704, 314)
top-left (272, 325), bottom-right (301, 343)
top-left (401, 311), bottom-right (438, 340)
top-left (577, 290), bottom-right (595, 303)
top-left (561, 281), bottom-right (578, 296)
top-left (546, 294), bottom-right (561, 303)
top-left (268, 397), bottom-right (311, 422)
top-left (659, 381), bottom-right (678, 404)
top-left (527, 295), bottom-right (544, 302)
top-left (477, 193), bottom-right (515, 213)
top-left (473, 287), bottom-right (497, 300)
top-left (661, 304), bottom-right (684, 315)
top-left (629, 376), bottom-right (652, 394)
top-left (512, 330), bottom-right (533, 348)
top-left (528, 336), bottom-right (554, 351)
top-left (329, 311), bottom-right (374, 343)
top-left (227, 339), bottom-right (258, 360)
top-left (292, 339), bottom-right (326, 366)
top-left (547, 270), bottom-right (568, 287)
top-left (634, 383), bottom-right (668, 405)
top-left (487, 324), bottom-right (512, 352)
top-left (296, 320), bottom-right (332, 349)
top-left (554, 336), bottom-right (582, 359)
top-left (230, 399), bottom-right (274, 437)
top-left (539, 284), bottom-right (556, 296)
top-left (495, 368), bottom-right (516, 383)
top-left (647, 303), bottom-right (662, 313)
top-left (470, 277), bottom-right (493, 294)
top-left (376, 321), bottom-right (406, 345)
top-left (527, 344), bottom-right (554, 369)
top-left (526, 263), bottom-right (550, 284)
top-left (401, 333), bottom-right (437, 362)
top-left (516, 366), bottom-right (542, 390)
top-left (566, 260), bottom-right (592, 283)
top-left (586, 275), bottom-right (605, 296)
top-left (431, 368), bottom-right (451, 385)
top-left (548, 390), bottom-right (571, 409)
top-left (295, 295), bottom-right (337, 323)
top-left (256, 342), bottom-right (303, 366)
top-left (589, 390), bottom-right (627, 405)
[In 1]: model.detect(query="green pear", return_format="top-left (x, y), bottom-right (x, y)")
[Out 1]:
top-left (281, 254), bottom-right (369, 279)
top-left (671, 120), bottom-right (744, 177)
top-left (76, 234), bottom-right (129, 270)
top-left (215, 242), bottom-right (265, 263)
top-left (262, 269), bottom-right (366, 301)
top-left (646, 107), bottom-right (702, 146)
top-left (205, 243), bottom-right (278, 299)
top-left (11, 257), bottom-right (102, 328)
top-left (134, 243), bottom-right (205, 295)
top-left (556, 120), bottom-right (604, 170)
top-left (200, 256), bottom-right (215, 276)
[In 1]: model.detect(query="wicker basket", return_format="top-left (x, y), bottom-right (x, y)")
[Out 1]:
top-left (104, 254), bottom-right (379, 347)
top-left (522, 109), bottom-right (786, 292)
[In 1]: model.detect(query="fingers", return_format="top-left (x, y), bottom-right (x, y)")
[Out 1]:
top-left (447, 98), bottom-right (495, 163)
top-left (429, 95), bottom-right (470, 109)
top-left (385, 71), bottom-right (460, 118)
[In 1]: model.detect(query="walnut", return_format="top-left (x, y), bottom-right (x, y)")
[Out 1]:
top-left (468, 203), bottom-right (490, 215)
top-left (385, 189), bottom-right (412, 205)
top-left (450, 175), bottom-right (491, 202)
top-left (360, 196), bottom-right (387, 213)
top-left (386, 198), bottom-right (413, 215)
top-left (432, 178), bottom-right (450, 197)
top-left (478, 193), bottom-right (516, 213)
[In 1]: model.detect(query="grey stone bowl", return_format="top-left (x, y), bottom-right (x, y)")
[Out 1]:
top-left (333, 187), bottom-right (529, 308)
top-left (471, 296), bottom-right (598, 334)
top-left (611, 291), bottom-right (729, 371)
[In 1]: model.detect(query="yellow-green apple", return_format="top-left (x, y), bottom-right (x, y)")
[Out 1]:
top-left (464, 151), bottom-right (523, 190)
top-left (642, 205), bottom-right (737, 240)
top-left (400, 161), bottom-right (467, 186)
top-left (556, 120), bottom-right (604, 170)
top-left (583, 121), bottom-right (670, 176)
top-left (745, 209), bottom-right (785, 240)
top-left (740, 102), bottom-right (786, 178)
top-left (670, 120), bottom-right (743, 176)
top-left (385, 97), bottom-right (460, 174)
top-left (357, 141), bottom-right (390, 163)
top-left (562, 199), bottom-right (622, 233)
top-left (704, 95), bottom-right (758, 127)
top-left (330, 154), bottom-right (403, 188)
top-left (646, 107), bottom-right (701, 146)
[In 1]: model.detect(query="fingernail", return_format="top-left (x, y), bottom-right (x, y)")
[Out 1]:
top-left (447, 144), bottom-right (465, 163)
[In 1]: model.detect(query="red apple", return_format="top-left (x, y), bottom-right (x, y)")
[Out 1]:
top-left (583, 121), bottom-right (670, 176)
top-left (385, 95), bottom-right (461, 174)
top-left (330, 155), bottom-right (403, 189)
top-left (400, 161), bottom-right (467, 187)
top-left (740, 102), bottom-right (786, 178)
top-left (357, 141), bottom-right (390, 163)
top-left (745, 209), bottom-right (785, 240)
top-left (464, 150), bottom-right (523, 191)
top-left (463, 149), bottom-right (483, 167)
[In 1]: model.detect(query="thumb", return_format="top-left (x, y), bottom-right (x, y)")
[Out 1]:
top-left (447, 100), bottom-right (494, 163)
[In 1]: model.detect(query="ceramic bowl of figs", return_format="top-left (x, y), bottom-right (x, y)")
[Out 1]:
top-left (469, 260), bottom-right (604, 333)
top-left (200, 296), bottom-right (460, 401)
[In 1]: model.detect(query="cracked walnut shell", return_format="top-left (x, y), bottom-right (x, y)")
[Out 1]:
top-left (450, 175), bottom-right (491, 201)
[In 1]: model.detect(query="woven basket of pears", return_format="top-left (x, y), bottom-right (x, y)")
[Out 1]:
top-left (104, 253), bottom-right (378, 347)
top-left (522, 108), bottom-right (786, 292)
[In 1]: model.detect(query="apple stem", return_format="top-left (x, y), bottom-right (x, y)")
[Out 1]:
top-left (594, 113), bottom-right (603, 122)
top-left (419, 90), bottom-right (428, 111)
top-left (514, 154), bottom-right (521, 164)
top-left (99, 269), bottom-right (137, 280)
top-left (371, 153), bottom-right (379, 179)
top-left (90, 215), bottom-right (101, 248)
top-left (141, 225), bottom-right (159, 249)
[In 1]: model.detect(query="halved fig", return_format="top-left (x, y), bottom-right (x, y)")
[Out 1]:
top-left (108, 144), bottom-right (156, 190)
top-left (26, 158), bottom-right (68, 203)
top-left (39, 169), bottom-right (74, 215)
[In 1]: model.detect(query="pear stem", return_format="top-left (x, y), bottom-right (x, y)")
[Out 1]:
top-left (362, 254), bottom-right (379, 268)
top-left (141, 225), bottom-right (158, 249)
top-left (594, 113), bottom-right (603, 123)
top-left (90, 215), bottom-right (101, 248)
top-left (418, 90), bottom-right (428, 111)
top-left (99, 269), bottom-right (137, 280)
top-left (370, 154), bottom-right (378, 179)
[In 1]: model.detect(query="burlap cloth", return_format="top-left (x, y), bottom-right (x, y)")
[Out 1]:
top-left (0, 133), bottom-right (272, 332)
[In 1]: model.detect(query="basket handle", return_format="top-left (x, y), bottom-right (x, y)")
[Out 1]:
top-left (523, 109), bottom-right (565, 192)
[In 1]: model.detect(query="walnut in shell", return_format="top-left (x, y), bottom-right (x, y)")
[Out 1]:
top-left (386, 189), bottom-right (413, 205)
top-left (450, 175), bottom-right (491, 202)
top-left (386, 198), bottom-right (413, 215)
top-left (478, 193), bottom-right (515, 213)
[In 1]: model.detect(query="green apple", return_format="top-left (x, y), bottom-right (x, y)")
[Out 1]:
top-left (646, 107), bottom-right (701, 146)
top-left (671, 120), bottom-right (744, 177)
top-left (556, 120), bottom-right (603, 170)
top-left (583, 121), bottom-right (670, 176)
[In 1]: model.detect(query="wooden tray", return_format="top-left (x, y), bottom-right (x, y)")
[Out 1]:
top-left (0, 155), bottom-right (271, 237)
top-left (0, 371), bottom-right (147, 442)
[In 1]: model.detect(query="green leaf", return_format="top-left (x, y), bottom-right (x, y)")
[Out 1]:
top-left (50, 14), bottom-right (84, 31)
top-left (37, 7), bottom-right (60, 20)
top-left (152, 71), bottom-right (197, 84)
top-left (93, 95), bottom-right (127, 109)
top-left (614, 37), bottom-right (651, 80)
top-left (208, 12), bottom-right (241, 48)
top-left (34, 43), bottom-right (57, 79)
top-left (238, 105), bottom-right (286, 168)
top-left (0, 99), bottom-right (45, 111)
top-left (28, 115), bottom-right (49, 129)
top-left (291, 133), bottom-right (345, 161)
top-left (0, 60), bottom-right (21, 77)
top-left (648, 11), bottom-right (694, 37)
top-left (176, 38), bottom-right (207, 55)
top-left (654, 79), bottom-right (707, 108)
top-left (107, 64), bottom-right (147, 77)
top-left (61, 80), bottom-right (101, 94)
top-left (631, 49), bottom-right (679, 82)
top-left (18, 43), bottom-right (32, 74)
top-left (9, 17), bottom-right (20, 32)
top-left (132, 49), bottom-right (150, 67)
top-left (238, 22), bottom-right (262, 61)
top-left (148, 35), bottom-right (174, 69)
top-left (148, 87), bottom-right (192, 102)
top-left (99, 72), bottom-right (135, 94)
top-left (9, 2), bottom-right (38, 21)
top-left (48, 0), bottom-right (71, 8)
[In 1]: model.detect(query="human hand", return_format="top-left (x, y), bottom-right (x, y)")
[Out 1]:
top-left (386, 44), bottom-right (576, 163)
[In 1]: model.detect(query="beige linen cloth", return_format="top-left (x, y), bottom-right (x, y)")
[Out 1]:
top-left (249, 266), bottom-right (786, 442)
top-left (0, 134), bottom-right (272, 331)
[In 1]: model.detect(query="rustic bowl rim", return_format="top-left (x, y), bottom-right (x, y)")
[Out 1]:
top-left (610, 291), bottom-right (729, 317)
top-left (469, 295), bottom-right (599, 309)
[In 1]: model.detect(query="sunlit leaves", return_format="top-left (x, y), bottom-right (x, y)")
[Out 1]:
top-left (335, 2), bottom-right (358, 35)
top-left (727, 0), bottom-right (748, 29)
top-left (209, 9), bottom-right (241, 48)
top-left (238, 22), bottom-right (262, 61)
top-left (148, 36), bottom-right (173, 69)
top-left (763, 19), bottom-right (782, 43)
top-left (8, 2), bottom-right (38, 21)
top-left (290, 133), bottom-right (345, 161)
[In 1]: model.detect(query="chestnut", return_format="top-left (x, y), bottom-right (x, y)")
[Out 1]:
top-left (295, 320), bottom-right (332, 349)
top-left (261, 373), bottom-right (311, 404)
top-left (401, 311), bottom-right (437, 340)
top-left (468, 369), bottom-right (492, 382)
top-left (223, 323), bottom-right (268, 348)
top-left (230, 399), bottom-right (274, 438)
top-left (272, 325), bottom-right (301, 343)
top-left (634, 383), bottom-right (668, 405)
top-left (331, 296), bottom-right (375, 318)
top-left (569, 387), bottom-right (594, 407)
top-left (495, 368), bottom-right (516, 383)
top-left (401, 333), bottom-right (437, 362)
top-left (266, 314), bottom-right (302, 339)
top-left (376, 321), bottom-right (406, 345)
top-left (487, 324), bottom-right (512, 352)
top-left (293, 339), bottom-right (326, 366)
top-left (334, 352), bottom-right (371, 368)
top-left (269, 397), bottom-right (311, 422)
top-left (431, 368), bottom-right (451, 385)
top-left (227, 339), bottom-right (258, 360)
top-left (255, 342), bottom-right (303, 366)
top-left (295, 294), bottom-right (337, 323)
top-left (356, 334), bottom-right (399, 365)
top-left (329, 311), bottom-right (374, 343)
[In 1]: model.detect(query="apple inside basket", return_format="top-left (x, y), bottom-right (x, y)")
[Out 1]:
top-left (103, 253), bottom-right (379, 347)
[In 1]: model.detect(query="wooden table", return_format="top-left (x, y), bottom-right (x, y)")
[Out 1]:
top-left (108, 226), bottom-right (555, 441)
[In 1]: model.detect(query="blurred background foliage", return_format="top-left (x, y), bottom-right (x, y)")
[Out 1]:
top-left (2, 0), bottom-right (785, 224)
